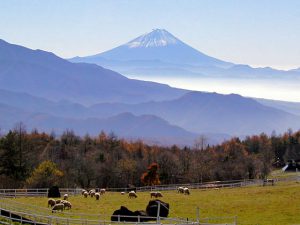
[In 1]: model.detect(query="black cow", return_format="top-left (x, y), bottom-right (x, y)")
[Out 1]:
top-left (111, 206), bottom-right (151, 222)
top-left (146, 200), bottom-right (169, 218)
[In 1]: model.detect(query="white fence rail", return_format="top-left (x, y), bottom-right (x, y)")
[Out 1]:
top-left (0, 176), bottom-right (298, 225)
top-left (2, 175), bottom-right (298, 198)
top-left (0, 179), bottom-right (266, 198)
top-left (0, 207), bottom-right (236, 225)
top-left (0, 194), bottom-right (237, 225)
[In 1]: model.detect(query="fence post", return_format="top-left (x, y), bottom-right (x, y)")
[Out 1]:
top-left (156, 201), bottom-right (161, 224)
top-left (234, 216), bottom-right (237, 225)
top-left (196, 207), bottom-right (200, 224)
top-left (48, 216), bottom-right (52, 225)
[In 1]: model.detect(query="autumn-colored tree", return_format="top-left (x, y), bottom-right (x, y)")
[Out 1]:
top-left (1, 126), bottom-right (300, 188)
top-left (26, 160), bottom-right (64, 188)
top-left (141, 163), bottom-right (161, 186)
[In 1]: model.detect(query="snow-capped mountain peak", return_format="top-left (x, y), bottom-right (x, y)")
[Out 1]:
top-left (126, 29), bottom-right (181, 48)
top-left (71, 28), bottom-right (232, 68)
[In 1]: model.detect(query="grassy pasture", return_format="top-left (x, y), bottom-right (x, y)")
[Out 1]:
top-left (9, 181), bottom-right (300, 225)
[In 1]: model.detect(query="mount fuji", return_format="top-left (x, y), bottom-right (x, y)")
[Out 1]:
top-left (70, 29), bottom-right (233, 76)
top-left (70, 29), bottom-right (300, 79)
top-left (82, 29), bottom-right (231, 67)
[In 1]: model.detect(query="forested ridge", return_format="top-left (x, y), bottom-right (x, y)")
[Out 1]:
top-left (0, 124), bottom-right (299, 189)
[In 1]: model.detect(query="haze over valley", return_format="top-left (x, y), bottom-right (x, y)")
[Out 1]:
top-left (0, 37), bottom-right (300, 146)
top-left (1, 1), bottom-right (300, 146)
top-left (72, 29), bottom-right (300, 102)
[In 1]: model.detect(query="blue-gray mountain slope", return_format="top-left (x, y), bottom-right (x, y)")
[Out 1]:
top-left (1, 39), bottom-right (299, 145)
top-left (0, 39), bottom-right (186, 105)
top-left (0, 102), bottom-right (197, 146)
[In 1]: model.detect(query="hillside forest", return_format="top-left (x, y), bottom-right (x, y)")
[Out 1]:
top-left (0, 123), bottom-right (299, 189)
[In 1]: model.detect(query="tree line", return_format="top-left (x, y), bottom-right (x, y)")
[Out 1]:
top-left (0, 123), bottom-right (299, 189)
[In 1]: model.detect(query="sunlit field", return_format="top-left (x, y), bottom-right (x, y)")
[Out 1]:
top-left (8, 181), bottom-right (300, 225)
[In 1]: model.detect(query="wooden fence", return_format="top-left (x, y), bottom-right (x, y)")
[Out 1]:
top-left (0, 202), bottom-right (236, 225)
top-left (2, 176), bottom-right (297, 224)
top-left (0, 179), bottom-right (264, 198)
top-left (0, 194), bottom-right (237, 225)
top-left (0, 207), bottom-right (236, 225)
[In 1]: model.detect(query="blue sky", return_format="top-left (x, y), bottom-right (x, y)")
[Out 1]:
top-left (1, 0), bottom-right (300, 69)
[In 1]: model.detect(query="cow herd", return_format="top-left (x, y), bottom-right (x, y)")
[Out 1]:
top-left (177, 186), bottom-right (190, 195)
top-left (48, 194), bottom-right (72, 213)
top-left (81, 188), bottom-right (106, 199)
top-left (48, 187), bottom-right (190, 213)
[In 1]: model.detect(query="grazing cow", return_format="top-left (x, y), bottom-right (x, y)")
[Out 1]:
top-left (150, 191), bottom-right (163, 198)
top-left (177, 187), bottom-right (184, 194)
top-left (89, 189), bottom-right (96, 195)
top-left (48, 199), bottom-right (56, 207)
top-left (155, 192), bottom-right (163, 198)
top-left (128, 191), bottom-right (137, 198)
top-left (61, 200), bottom-right (72, 209)
top-left (95, 193), bottom-right (100, 200)
top-left (150, 192), bottom-right (157, 198)
top-left (183, 187), bottom-right (190, 195)
top-left (90, 191), bottom-right (95, 197)
top-left (52, 203), bottom-right (64, 213)
top-left (83, 191), bottom-right (88, 198)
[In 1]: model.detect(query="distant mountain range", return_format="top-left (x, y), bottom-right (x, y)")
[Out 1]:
top-left (1, 38), bottom-right (300, 146)
top-left (0, 102), bottom-right (198, 146)
top-left (255, 98), bottom-right (300, 117)
top-left (70, 29), bottom-right (300, 79)
top-left (0, 86), bottom-right (299, 143)
top-left (0, 39), bottom-right (186, 105)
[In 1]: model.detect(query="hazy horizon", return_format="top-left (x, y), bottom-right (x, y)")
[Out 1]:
top-left (127, 75), bottom-right (300, 103)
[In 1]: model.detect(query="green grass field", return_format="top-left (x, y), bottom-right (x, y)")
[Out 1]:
top-left (270, 169), bottom-right (300, 179)
top-left (6, 181), bottom-right (300, 225)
